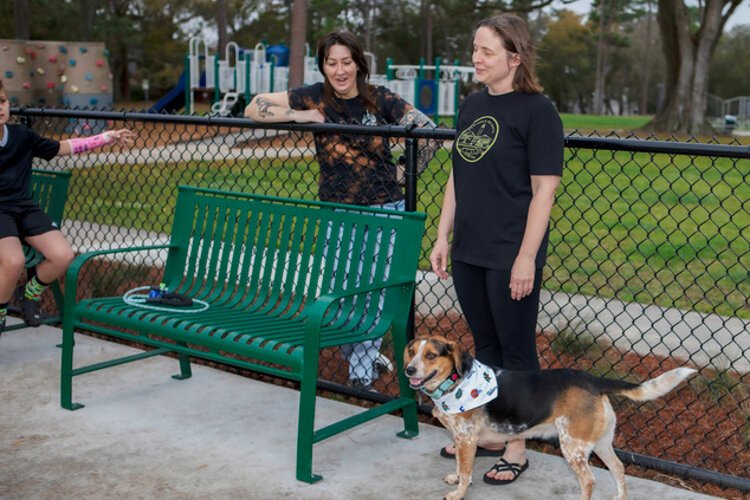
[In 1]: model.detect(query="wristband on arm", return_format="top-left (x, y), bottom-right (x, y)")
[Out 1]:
top-left (67, 132), bottom-right (115, 155)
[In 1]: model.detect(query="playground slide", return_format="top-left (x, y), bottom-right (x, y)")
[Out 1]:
top-left (149, 70), bottom-right (188, 113)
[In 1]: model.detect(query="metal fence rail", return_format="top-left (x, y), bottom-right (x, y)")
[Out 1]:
top-left (10, 108), bottom-right (750, 491)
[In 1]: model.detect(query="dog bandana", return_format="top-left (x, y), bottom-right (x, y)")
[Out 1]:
top-left (431, 360), bottom-right (499, 414)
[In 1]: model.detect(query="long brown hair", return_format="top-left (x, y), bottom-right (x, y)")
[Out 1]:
top-left (316, 30), bottom-right (377, 112)
top-left (0, 78), bottom-right (4, 93)
top-left (475, 15), bottom-right (543, 94)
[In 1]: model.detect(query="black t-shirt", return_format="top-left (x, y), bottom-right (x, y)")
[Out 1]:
top-left (451, 90), bottom-right (564, 270)
top-left (288, 83), bottom-right (411, 205)
top-left (0, 124), bottom-right (60, 204)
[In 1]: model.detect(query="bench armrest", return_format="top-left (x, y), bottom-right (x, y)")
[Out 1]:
top-left (64, 244), bottom-right (177, 308)
top-left (303, 277), bottom-right (415, 348)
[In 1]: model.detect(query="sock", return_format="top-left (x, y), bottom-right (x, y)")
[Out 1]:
top-left (24, 276), bottom-right (49, 302)
top-left (0, 303), bottom-right (7, 324)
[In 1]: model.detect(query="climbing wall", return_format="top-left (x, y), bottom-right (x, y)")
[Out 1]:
top-left (0, 40), bottom-right (113, 109)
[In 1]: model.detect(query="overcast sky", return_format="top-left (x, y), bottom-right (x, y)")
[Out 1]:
top-left (553, 0), bottom-right (750, 30)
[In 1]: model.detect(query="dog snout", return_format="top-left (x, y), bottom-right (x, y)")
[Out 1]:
top-left (405, 365), bottom-right (417, 376)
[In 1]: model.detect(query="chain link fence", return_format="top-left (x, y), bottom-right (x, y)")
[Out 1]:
top-left (10, 108), bottom-right (750, 491)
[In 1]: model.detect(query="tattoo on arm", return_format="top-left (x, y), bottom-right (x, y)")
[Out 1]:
top-left (399, 108), bottom-right (442, 175)
top-left (256, 97), bottom-right (275, 118)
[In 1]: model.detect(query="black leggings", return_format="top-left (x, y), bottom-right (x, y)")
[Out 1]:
top-left (452, 260), bottom-right (542, 371)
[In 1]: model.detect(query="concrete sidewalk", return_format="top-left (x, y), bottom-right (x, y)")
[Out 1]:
top-left (1, 323), bottom-right (717, 500)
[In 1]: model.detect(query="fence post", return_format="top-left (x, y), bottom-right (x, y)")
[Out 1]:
top-left (404, 136), bottom-right (419, 340)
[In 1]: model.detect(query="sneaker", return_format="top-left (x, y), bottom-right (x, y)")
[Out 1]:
top-left (15, 286), bottom-right (43, 327)
top-left (349, 378), bottom-right (374, 392)
top-left (374, 353), bottom-right (394, 374)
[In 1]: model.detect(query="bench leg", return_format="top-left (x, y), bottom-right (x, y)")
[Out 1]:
top-left (51, 281), bottom-right (65, 348)
top-left (172, 342), bottom-right (192, 380)
top-left (391, 322), bottom-right (419, 439)
top-left (60, 322), bottom-right (84, 411)
top-left (296, 355), bottom-right (322, 483)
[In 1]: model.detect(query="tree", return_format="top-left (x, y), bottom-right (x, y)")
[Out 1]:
top-left (14, 0), bottom-right (30, 39)
top-left (288, 0), bottom-right (308, 87)
top-left (538, 10), bottom-right (596, 113)
top-left (709, 24), bottom-right (750, 99)
top-left (650, 0), bottom-right (744, 133)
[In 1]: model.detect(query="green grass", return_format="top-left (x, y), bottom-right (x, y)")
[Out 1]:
top-left (560, 113), bottom-right (653, 131)
top-left (68, 140), bottom-right (750, 320)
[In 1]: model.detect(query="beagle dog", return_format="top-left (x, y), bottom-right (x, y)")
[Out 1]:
top-left (403, 335), bottom-right (696, 500)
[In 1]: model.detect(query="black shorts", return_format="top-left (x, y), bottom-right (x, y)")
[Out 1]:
top-left (0, 200), bottom-right (59, 240)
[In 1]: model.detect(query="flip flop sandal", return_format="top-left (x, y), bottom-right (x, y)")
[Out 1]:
top-left (482, 458), bottom-right (529, 485)
top-left (439, 445), bottom-right (506, 459)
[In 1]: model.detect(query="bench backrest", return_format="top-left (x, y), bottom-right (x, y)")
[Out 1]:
top-left (164, 186), bottom-right (426, 329)
top-left (26, 169), bottom-right (72, 267)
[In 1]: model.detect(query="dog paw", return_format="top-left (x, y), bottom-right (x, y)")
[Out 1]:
top-left (443, 491), bottom-right (464, 500)
top-left (443, 473), bottom-right (459, 485)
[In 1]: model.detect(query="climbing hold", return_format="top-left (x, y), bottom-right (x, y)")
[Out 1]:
top-left (49, 55), bottom-right (58, 63)
top-left (99, 84), bottom-right (108, 92)
top-left (89, 98), bottom-right (98, 106)
top-left (47, 81), bottom-right (55, 89)
top-left (84, 72), bottom-right (94, 81)
top-left (22, 82), bottom-right (31, 89)
top-left (69, 59), bottom-right (77, 67)
top-left (95, 58), bottom-right (105, 67)
top-left (36, 68), bottom-right (45, 75)
top-left (60, 75), bottom-right (68, 83)
top-left (70, 85), bottom-right (79, 93)
top-left (4, 71), bottom-right (12, 78)
top-left (59, 45), bottom-right (68, 54)
top-left (16, 56), bottom-right (26, 64)
top-left (79, 46), bottom-right (88, 54)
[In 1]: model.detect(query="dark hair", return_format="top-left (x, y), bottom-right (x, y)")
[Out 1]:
top-left (0, 78), bottom-right (4, 93)
top-left (475, 14), bottom-right (543, 94)
top-left (316, 30), bottom-right (377, 112)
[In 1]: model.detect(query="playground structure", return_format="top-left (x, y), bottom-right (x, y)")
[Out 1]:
top-left (0, 40), bottom-right (113, 109)
top-left (154, 36), bottom-right (475, 120)
top-left (150, 37), bottom-right (295, 115)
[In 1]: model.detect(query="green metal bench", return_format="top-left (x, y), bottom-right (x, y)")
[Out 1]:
top-left (6, 168), bottom-right (72, 332)
top-left (61, 185), bottom-right (426, 483)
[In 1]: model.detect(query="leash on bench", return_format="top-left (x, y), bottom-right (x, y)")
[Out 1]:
top-left (122, 286), bottom-right (210, 313)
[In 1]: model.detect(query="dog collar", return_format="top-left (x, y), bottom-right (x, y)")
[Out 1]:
top-left (420, 371), bottom-right (460, 399)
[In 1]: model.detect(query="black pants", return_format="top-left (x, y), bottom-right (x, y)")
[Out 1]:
top-left (452, 260), bottom-right (542, 371)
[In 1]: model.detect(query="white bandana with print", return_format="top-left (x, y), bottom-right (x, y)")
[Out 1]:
top-left (431, 359), bottom-right (499, 414)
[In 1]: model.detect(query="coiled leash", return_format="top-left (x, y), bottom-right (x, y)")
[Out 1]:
top-left (122, 284), bottom-right (209, 313)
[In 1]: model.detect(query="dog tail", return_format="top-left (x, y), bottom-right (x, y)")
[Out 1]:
top-left (614, 367), bottom-right (697, 402)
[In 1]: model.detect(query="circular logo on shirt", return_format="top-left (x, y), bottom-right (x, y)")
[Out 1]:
top-left (456, 116), bottom-right (499, 163)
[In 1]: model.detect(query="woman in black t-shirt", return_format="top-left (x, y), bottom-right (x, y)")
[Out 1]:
top-left (430, 15), bottom-right (564, 485)
top-left (245, 30), bottom-right (438, 391)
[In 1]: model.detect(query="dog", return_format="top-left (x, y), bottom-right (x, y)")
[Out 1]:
top-left (403, 335), bottom-right (696, 500)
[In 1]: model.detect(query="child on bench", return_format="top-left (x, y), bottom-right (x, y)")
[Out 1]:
top-left (0, 78), bottom-right (135, 335)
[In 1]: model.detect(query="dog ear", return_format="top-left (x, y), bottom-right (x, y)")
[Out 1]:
top-left (449, 341), bottom-right (474, 376)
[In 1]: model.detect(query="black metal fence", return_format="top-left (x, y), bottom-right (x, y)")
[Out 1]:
top-left (10, 108), bottom-right (750, 491)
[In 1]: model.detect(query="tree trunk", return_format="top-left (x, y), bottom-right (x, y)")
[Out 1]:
top-left (216, 0), bottom-right (228, 57)
top-left (651, 0), bottom-right (740, 134)
top-left (14, 0), bottom-right (30, 39)
top-left (80, 0), bottom-right (98, 41)
top-left (593, 0), bottom-right (607, 115)
top-left (288, 0), bottom-right (307, 88)
top-left (639, 0), bottom-right (653, 114)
